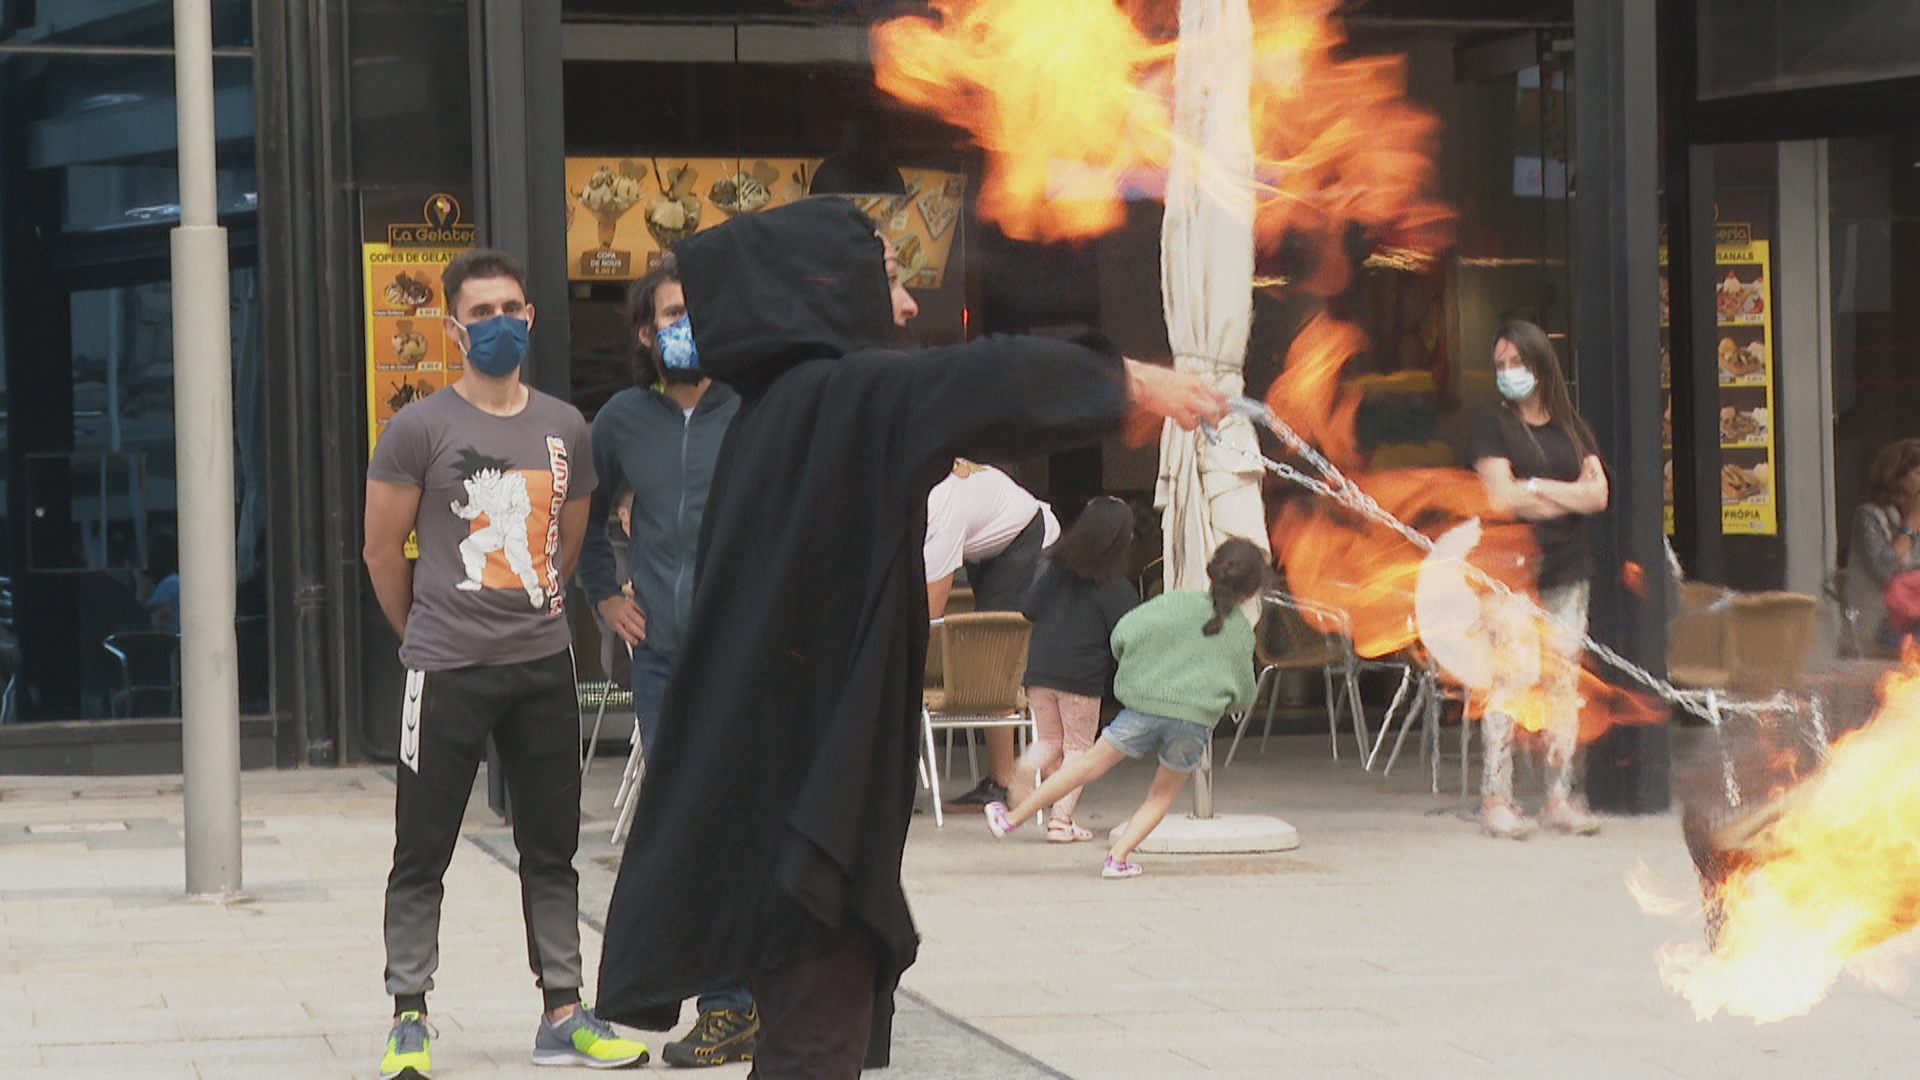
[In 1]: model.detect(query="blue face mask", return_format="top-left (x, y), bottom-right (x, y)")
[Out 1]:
top-left (1496, 366), bottom-right (1538, 402)
top-left (657, 314), bottom-right (700, 375)
top-left (460, 314), bottom-right (531, 377)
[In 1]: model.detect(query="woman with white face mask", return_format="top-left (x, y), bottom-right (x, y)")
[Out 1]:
top-left (1464, 319), bottom-right (1612, 840)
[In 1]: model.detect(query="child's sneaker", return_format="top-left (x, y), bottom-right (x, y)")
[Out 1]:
top-left (1102, 854), bottom-right (1142, 879)
top-left (380, 1011), bottom-right (435, 1079)
top-left (532, 1005), bottom-right (650, 1069)
top-left (983, 801), bottom-right (1019, 838)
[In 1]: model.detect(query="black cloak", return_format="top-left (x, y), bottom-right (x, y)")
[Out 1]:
top-left (595, 198), bottom-right (1130, 1028)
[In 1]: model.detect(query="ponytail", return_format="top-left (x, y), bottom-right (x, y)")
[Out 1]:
top-left (1201, 537), bottom-right (1269, 636)
top-left (1202, 589), bottom-right (1233, 636)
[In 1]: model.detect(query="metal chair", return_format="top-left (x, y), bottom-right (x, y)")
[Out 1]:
top-left (1226, 591), bottom-right (1367, 765)
top-left (0, 577), bottom-right (17, 723)
top-left (1136, 556), bottom-right (1166, 601)
top-left (102, 631), bottom-right (180, 717)
top-left (610, 719), bottom-right (646, 846)
top-left (579, 677), bottom-right (635, 780)
top-left (919, 611), bottom-right (1035, 827)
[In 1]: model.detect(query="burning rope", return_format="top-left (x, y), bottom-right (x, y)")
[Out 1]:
top-left (1207, 397), bottom-right (1828, 747)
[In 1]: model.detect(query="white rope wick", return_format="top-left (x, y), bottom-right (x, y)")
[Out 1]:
top-left (1207, 398), bottom-right (1810, 728)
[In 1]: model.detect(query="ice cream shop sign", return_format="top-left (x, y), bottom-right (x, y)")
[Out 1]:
top-left (564, 155), bottom-right (966, 286)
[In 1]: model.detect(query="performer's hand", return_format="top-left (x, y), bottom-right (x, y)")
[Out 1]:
top-left (598, 595), bottom-right (648, 646)
top-left (1123, 359), bottom-right (1229, 430)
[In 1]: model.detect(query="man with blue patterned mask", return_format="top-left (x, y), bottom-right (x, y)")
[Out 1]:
top-left (577, 253), bottom-right (751, 1066)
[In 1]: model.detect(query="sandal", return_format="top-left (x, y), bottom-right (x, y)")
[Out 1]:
top-left (1046, 818), bottom-right (1093, 843)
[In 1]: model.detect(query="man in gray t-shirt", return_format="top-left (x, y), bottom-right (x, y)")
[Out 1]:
top-left (371, 388), bottom-right (591, 670)
top-left (362, 248), bottom-right (647, 1076)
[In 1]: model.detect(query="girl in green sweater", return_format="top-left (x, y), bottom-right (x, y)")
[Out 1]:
top-left (986, 538), bottom-right (1264, 878)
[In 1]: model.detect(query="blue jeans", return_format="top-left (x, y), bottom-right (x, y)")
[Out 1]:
top-left (1100, 707), bottom-right (1211, 773)
top-left (628, 644), bottom-right (754, 1017)
top-left (629, 643), bottom-right (675, 757)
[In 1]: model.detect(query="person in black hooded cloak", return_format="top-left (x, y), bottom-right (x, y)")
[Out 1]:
top-left (594, 197), bottom-right (1227, 1077)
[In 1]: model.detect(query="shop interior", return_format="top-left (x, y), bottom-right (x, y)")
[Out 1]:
top-left (553, 13), bottom-right (1580, 601)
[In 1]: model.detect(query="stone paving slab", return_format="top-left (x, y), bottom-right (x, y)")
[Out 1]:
top-left (4, 734), bottom-right (1920, 1077)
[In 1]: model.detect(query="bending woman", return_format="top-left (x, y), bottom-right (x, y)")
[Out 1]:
top-left (1466, 320), bottom-right (1610, 840)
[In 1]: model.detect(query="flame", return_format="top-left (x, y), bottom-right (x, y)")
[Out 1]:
top-left (872, 0), bottom-right (1172, 241)
top-left (872, 0), bottom-right (1454, 284)
top-left (1622, 560), bottom-right (1649, 597)
top-left (1264, 314), bottom-right (1662, 742)
top-left (1654, 648), bottom-right (1920, 1021)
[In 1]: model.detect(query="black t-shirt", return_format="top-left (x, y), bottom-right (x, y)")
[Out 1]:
top-left (1019, 563), bottom-right (1142, 698)
top-left (1465, 406), bottom-right (1594, 591)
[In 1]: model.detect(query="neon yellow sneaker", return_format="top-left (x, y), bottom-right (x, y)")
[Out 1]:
top-left (532, 1004), bottom-right (650, 1069)
top-left (380, 1011), bottom-right (435, 1079)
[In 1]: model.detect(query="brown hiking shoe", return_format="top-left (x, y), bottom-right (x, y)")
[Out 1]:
top-left (662, 1007), bottom-right (758, 1068)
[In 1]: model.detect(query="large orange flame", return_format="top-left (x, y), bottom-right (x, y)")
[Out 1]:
top-left (1651, 649), bottom-right (1920, 1021)
top-left (872, 0), bottom-right (1454, 287)
top-left (1265, 314), bottom-right (1662, 742)
top-left (872, 0), bottom-right (1172, 241)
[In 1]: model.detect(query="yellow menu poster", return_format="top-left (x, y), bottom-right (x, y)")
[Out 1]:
top-left (362, 192), bottom-right (476, 453)
top-left (362, 193), bottom-right (476, 560)
top-left (564, 157), bottom-right (967, 288)
top-left (1658, 234), bottom-right (1779, 536)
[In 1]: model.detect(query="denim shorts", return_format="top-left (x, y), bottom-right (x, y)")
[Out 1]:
top-left (1100, 707), bottom-right (1211, 773)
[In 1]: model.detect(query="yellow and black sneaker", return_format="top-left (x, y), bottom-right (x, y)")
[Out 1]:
top-left (662, 1007), bottom-right (759, 1068)
top-left (380, 1011), bottom-right (435, 1080)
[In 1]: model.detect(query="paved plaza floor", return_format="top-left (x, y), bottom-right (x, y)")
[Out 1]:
top-left (3, 732), bottom-right (1915, 1078)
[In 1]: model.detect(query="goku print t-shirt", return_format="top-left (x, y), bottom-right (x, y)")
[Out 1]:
top-left (369, 385), bottom-right (597, 671)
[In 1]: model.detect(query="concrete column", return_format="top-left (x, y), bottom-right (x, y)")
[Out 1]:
top-left (1774, 141), bottom-right (1839, 610)
top-left (1576, 0), bottom-right (1672, 814)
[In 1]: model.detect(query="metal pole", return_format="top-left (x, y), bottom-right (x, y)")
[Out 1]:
top-left (1192, 742), bottom-right (1215, 819)
top-left (173, 0), bottom-right (242, 895)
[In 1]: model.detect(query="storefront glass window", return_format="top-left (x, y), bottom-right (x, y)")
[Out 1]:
top-left (0, 0), bottom-right (252, 49)
top-left (0, 41), bottom-right (266, 722)
top-left (1698, 0), bottom-right (1920, 99)
top-left (1448, 58), bottom-right (1577, 426)
top-left (1829, 132), bottom-right (1920, 569)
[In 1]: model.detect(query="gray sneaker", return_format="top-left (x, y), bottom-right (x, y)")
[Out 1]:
top-left (532, 1005), bottom-right (650, 1069)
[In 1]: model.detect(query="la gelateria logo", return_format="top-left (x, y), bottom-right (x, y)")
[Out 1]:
top-left (389, 193), bottom-right (477, 247)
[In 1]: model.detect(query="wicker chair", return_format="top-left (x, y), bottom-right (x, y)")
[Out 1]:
top-left (1726, 591), bottom-right (1819, 697)
top-left (919, 611), bottom-right (1033, 826)
top-left (1667, 581), bottom-right (1734, 692)
top-left (924, 587), bottom-right (974, 690)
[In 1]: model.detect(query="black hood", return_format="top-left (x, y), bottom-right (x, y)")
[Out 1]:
top-left (674, 197), bottom-right (895, 397)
